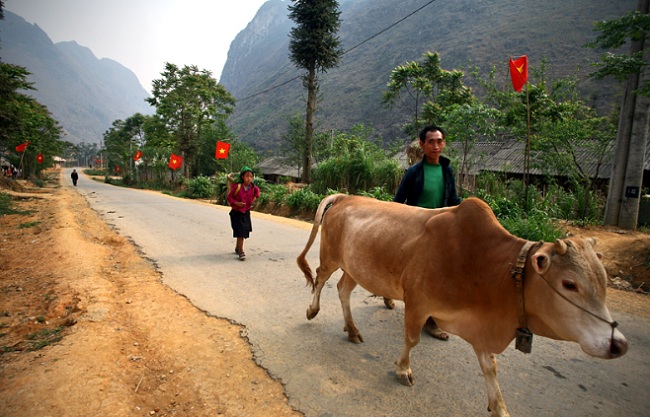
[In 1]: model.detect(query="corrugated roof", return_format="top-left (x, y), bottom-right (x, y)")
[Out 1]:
top-left (256, 156), bottom-right (302, 179)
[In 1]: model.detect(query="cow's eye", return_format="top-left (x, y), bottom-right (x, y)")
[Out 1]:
top-left (562, 280), bottom-right (578, 292)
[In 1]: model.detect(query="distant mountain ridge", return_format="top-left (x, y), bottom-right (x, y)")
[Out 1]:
top-left (0, 11), bottom-right (152, 145)
top-left (221, 0), bottom-right (637, 151)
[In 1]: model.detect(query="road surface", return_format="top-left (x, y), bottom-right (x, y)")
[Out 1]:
top-left (69, 169), bottom-right (650, 417)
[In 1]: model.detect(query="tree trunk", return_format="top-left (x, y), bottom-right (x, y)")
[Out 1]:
top-left (302, 63), bottom-right (317, 183)
top-left (603, 0), bottom-right (650, 229)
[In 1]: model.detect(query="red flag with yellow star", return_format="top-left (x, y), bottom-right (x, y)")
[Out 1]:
top-left (168, 154), bottom-right (182, 170)
top-left (215, 141), bottom-right (230, 159)
top-left (509, 55), bottom-right (528, 92)
top-left (133, 150), bottom-right (143, 161)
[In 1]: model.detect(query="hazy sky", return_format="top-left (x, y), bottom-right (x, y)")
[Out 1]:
top-left (4, 0), bottom-right (275, 92)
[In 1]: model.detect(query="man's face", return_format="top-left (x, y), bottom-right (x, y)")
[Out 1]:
top-left (420, 130), bottom-right (445, 164)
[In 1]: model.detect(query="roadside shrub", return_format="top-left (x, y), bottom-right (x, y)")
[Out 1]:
top-left (0, 192), bottom-right (19, 215)
top-left (84, 169), bottom-right (106, 176)
top-left (286, 188), bottom-right (323, 212)
top-left (269, 184), bottom-right (289, 205)
top-left (358, 186), bottom-right (394, 202)
top-left (499, 208), bottom-right (566, 241)
top-left (185, 175), bottom-right (215, 199)
top-left (255, 183), bottom-right (288, 207)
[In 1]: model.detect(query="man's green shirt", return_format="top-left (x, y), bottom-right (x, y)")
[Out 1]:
top-left (419, 162), bottom-right (444, 209)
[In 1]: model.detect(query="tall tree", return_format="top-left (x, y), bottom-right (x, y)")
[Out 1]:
top-left (146, 63), bottom-right (235, 178)
top-left (103, 113), bottom-right (147, 180)
top-left (0, 62), bottom-right (63, 178)
top-left (587, 2), bottom-right (650, 229)
top-left (288, 0), bottom-right (343, 183)
top-left (383, 52), bottom-right (473, 139)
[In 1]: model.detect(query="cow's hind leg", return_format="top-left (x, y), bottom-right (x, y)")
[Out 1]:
top-left (337, 271), bottom-right (363, 343)
top-left (395, 302), bottom-right (427, 386)
top-left (474, 348), bottom-right (510, 417)
top-left (306, 265), bottom-right (336, 320)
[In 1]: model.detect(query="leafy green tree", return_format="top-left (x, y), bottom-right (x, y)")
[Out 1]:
top-left (586, 5), bottom-right (650, 229)
top-left (146, 63), bottom-right (235, 178)
top-left (586, 9), bottom-right (650, 96)
top-left (288, 0), bottom-right (343, 183)
top-left (0, 62), bottom-right (63, 178)
top-left (0, 63), bottom-right (35, 145)
top-left (69, 141), bottom-right (99, 168)
top-left (383, 52), bottom-right (473, 138)
top-left (103, 113), bottom-right (147, 180)
top-left (534, 77), bottom-right (616, 220)
top-left (443, 102), bottom-right (498, 194)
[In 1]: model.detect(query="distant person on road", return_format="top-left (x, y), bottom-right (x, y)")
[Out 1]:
top-left (71, 169), bottom-right (79, 186)
top-left (227, 166), bottom-right (260, 261)
top-left (390, 125), bottom-right (461, 341)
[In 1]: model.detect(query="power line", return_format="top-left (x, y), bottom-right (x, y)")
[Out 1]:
top-left (236, 0), bottom-right (438, 102)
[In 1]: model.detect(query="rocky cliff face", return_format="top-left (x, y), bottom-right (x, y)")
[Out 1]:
top-left (220, 0), bottom-right (636, 152)
top-left (0, 11), bottom-right (152, 145)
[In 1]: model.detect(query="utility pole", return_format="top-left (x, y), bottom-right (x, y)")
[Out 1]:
top-left (603, 0), bottom-right (650, 230)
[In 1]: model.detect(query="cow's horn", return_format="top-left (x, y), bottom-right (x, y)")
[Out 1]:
top-left (554, 239), bottom-right (567, 255)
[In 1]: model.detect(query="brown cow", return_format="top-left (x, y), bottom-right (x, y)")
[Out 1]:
top-left (297, 194), bottom-right (627, 417)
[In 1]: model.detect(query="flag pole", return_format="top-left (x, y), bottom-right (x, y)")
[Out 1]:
top-left (18, 151), bottom-right (25, 179)
top-left (524, 80), bottom-right (531, 210)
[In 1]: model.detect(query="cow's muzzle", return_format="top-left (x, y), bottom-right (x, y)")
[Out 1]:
top-left (608, 325), bottom-right (628, 359)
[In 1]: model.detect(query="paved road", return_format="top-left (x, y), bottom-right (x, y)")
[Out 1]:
top-left (69, 169), bottom-right (650, 417)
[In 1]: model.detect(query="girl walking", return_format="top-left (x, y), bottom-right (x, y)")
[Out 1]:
top-left (227, 166), bottom-right (261, 260)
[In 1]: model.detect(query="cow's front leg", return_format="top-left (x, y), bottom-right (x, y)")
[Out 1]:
top-left (395, 304), bottom-right (425, 386)
top-left (307, 265), bottom-right (334, 320)
top-left (337, 272), bottom-right (363, 343)
top-left (474, 348), bottom-right (510, 417)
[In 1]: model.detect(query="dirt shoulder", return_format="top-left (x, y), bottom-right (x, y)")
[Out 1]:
top-left (0, 171), bottom-right (302, 417)
top-left (1, 170), bottom-right (649, 417)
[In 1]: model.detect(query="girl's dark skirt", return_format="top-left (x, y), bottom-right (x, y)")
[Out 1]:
top-left (230, 210), bottom-right (252, 238)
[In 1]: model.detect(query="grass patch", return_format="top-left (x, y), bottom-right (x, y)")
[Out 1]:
top-left (18, 221), bottom-right (40, 229)
top-left (0, 192), bottom-right (23, 215)
top-left (25, 326), bottom-right (65, 351)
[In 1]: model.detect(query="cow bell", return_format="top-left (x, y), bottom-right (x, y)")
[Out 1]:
top-left (516, 327), bottom-right (533, 353)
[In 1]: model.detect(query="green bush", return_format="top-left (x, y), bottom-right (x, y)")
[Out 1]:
top-left (358, 186), bottom-right (394, 202)
top-left (499, 208), bottom-right (565, 241)
top-left (84, 169), bottom-right (106, 176)
top-left (286, 188), bottom-right (323, 212)
top-left (0, 192), bottom-right (18, 215)
top-left (185, 175), bottom-right (215, 199)
top-left (269, 184), bottom-right (289, 205)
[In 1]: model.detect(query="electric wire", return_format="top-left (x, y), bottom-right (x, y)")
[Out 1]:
top-left (235, 0), bottom-right (439, 102)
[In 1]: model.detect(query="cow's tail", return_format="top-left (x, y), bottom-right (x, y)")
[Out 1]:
top-left (297, 193), bottom-right (346, 291)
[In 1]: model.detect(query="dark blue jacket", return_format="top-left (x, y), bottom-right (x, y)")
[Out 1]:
top-left (393, 156), bottom-right (461, 207)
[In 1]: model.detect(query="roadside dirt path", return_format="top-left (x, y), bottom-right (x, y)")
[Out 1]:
top-left (1, 169), bottom-right (648, 417)
top-left (0, 171), bottom-right (302, 417)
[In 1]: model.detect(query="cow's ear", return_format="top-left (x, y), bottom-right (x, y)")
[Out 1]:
top-left (531, 252), bottom-right (551, 275)
top-left (585, 238), bottom-right (603, 259)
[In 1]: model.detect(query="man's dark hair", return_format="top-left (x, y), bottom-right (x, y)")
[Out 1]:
top-left (419, 125), bottom-right (445, 142)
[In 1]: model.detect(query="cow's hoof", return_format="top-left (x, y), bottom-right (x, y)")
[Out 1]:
top-left (344, 326), bottom-right (364, 343)
top-left (383, 297), bottom-right (396, 310)
top-left (306, 307), bottom-right (318, 320)
top-left (396, 370), bottom-right (415, 386)
top-left (347, 333), bottom-right (364, 344)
